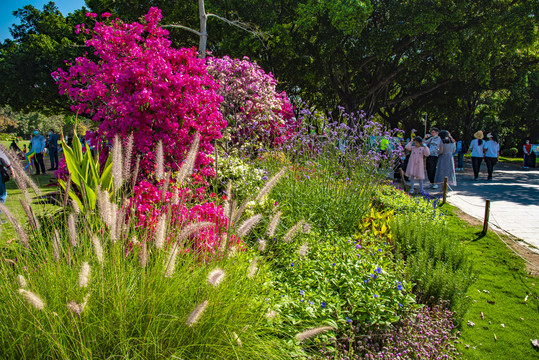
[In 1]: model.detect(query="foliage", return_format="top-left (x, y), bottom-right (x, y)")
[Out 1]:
top-left (211, 154), bottom-right (266, 201)
top-left (267, 232), bottom-right (415, 337)
top-left (358, 208), bottom-right (394, 243)
top-left (320, 302), bottom-right (459, 359)
top-left (207, 56), bottom-right (296, 153)
top-left (52, 8), bottom-right (226, 179)
top-left (0, 105), bottom-right (66, 139)
top-left (500, 148), bottom-right (518, 157)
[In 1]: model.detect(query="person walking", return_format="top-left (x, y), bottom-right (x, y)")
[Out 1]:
top-left (424, 128), bottom-right (441, 189)
top-left (0, 148), bottom-right (15, 224)
top-left (434, 131), bottom-right (457, 187)
top-left (484, 133), bottom-right (500, 181)
top-left (523, 139), bottom-right (533, 169)
top-left (405, 136), bottom-right (430, 194)
top-left (30, 129), bottom-right (46, 175)
top-left (455, 137), bottom-right (465, 170)
top-left (47, 129), bottom-right (59, 171)
top-left (468, 130), bottom-right (485, 181)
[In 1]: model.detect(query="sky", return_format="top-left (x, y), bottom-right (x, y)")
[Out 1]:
top-left (0, 0), bottom-right (86, 42)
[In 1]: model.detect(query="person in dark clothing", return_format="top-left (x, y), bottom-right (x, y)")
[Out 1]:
top-left (47, 129), bottom-right (59, 170)
top-left (423, 128), bottom-right (441, 189)
top-left (9, 140), bottom-right (21, 153)
top-left (30, 129), bottom-right (46, 175)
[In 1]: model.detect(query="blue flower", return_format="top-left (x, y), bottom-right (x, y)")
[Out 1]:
top-left (398, 284), bottom-right (403, 291)
top-left (355, 244), bottom-right (361, 249)
top-left (291, 263), bottom-right (294, 267)
top-left (371, 274), bottom-right (377, 279)
top-left (300, 290), bottom-right (304, 295)
top-left (398, 302), bottom-right (403, 307)
top-left (308, 300), bottom-right (314, 305)
top-left (346, 317), bottom-right (352, 323)
top-left (375, 267), bottom-right (382, 273)
top-left (300, 299), bottom-right (304, 303)
top-left (321, 302), bottom-right (327, 308)
top-left (378, 248), bottom-right (382, 252)
top-left (373, 294), bottom-right (378, 298)
top-left (332, 263), bottom-right (336, 267)
top-left (364, 279), bottom-right (369, 283)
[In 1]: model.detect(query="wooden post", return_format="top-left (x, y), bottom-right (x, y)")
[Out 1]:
top-left (482, 199), bottom-right (491, 235)
top-left (399, 168), bottom-right (406, 190)
top-left (442, 176), bottom-right (448, 204)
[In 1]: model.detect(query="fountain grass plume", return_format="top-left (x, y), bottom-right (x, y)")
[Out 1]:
top-left (176, 132), bottom-right (200, 185)
top-left (231, 196), bottom-right (252, 226)
top-left (237, 214), bottom-right (262, 237)
top-left (298, 243), bottom-right (309, 257)
top-left (19, 198), bottom-right (40, 231)
top-left (17, 274), bottom-right (27, 288)
top-left (68, 213), bottom-right (78, 247)
top-left (52, 230), bottom-right (62, 262)
top-left (207, 268), bottom-right (225, 287)
top-left (131, 156), bottom-right (141, 190)
top-left (247, 257), bottom-right (258, 278)
top-left (18, 289), bottom-right (45, 310)
top-left (164, 244), bottom-right (180, 278)
top-left (63, 177), bottom-right (72, 208)
top-left (233, 332), bottom-right (243, 347)
top-left (283, 220), bottom-right (306, 243)
top-left (155, 140), bottom-right (164, 181)
top-left (71, 199), bottom-right (81, 214)
top-left (0, 203), bottom-right (29, 249)
top-left (67, 293), bottom-right (90, 316)
top-left (91, 236), bottom-right (104, 264)
top-left (176, 221), bottom-right (214, 242)
top-left (139, 242), bottom-right (148, 268)
top-left (112, 134), bottom-right (123, 194)
top-left (122, 132), bottom-right (134, 184)
top-left (266, 211), bottom-right (282, 237)
top-left (257, 239), bottom-right (267, 253)
top-left (295, 326), bottom-right (335, 342)
top-left (185, 299), bottom-right (208, 327)
top-left (154, 215), bottom-right (167, 249)
top-left (223, 181), bottom-right (232, 215)
top-left (79, 262), bottom-right (90, 288)
top-left (160, 172), bottom-right (170, 204)
top-left (254, 167), bottom-right (285, 204)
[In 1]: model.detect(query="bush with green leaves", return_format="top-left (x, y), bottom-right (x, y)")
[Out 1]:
top-left (265, 231), bottom-right (415, 340)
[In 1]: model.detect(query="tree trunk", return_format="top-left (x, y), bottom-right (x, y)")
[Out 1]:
top-left (198, 0), bottom-right (208, 58)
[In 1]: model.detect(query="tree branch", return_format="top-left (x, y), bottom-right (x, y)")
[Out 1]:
top-left (162, 24), bottom-right (202, 36)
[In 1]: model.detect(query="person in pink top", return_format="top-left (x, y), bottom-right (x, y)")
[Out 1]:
top-left (405, 136), bottom-right (430, 194)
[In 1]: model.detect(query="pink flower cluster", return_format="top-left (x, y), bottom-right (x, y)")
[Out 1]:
top-left (130, 179), bottom-right (242, 254)
top-left (206, 56), bottom-right (297, 149)
top-left (52, 7), bottom-right (226, 178)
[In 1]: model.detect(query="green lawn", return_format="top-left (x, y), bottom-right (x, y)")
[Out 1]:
top-left (440, 204), bottom-right (539, 359)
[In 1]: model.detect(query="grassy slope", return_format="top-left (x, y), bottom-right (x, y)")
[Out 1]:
top-left (439, 204), bottom-right (539, 359)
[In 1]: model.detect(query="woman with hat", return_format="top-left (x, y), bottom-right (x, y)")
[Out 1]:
top-left (467, 130), bottom-right (485, 181)
top-left (484, 132), bottom-right (500, 181)
top-left (434, 130), bottom-right (457, 187)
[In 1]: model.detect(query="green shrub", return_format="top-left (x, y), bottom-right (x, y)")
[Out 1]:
top-left (500, 148), bottom-right (518, 157)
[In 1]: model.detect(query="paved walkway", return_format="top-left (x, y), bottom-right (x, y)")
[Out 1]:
top-left (444, 159), bottom-right (539, 252)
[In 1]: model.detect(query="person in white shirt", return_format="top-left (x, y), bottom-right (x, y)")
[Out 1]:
top-left (484, 133), bottom-right (500, 181)
top-left (467, 130), bottom-right (485, 181)
top-left (424, 128), bottom-right (441, 189)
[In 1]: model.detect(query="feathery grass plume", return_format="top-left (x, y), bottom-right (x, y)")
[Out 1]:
top-left (160, 172), bottom-right (170, 204)
top-left (131, 155), bottom-right (141, 189)
top-left (155, 140), bottom-right (165, 181)
top-left (122, 132), bottom-right (134, 184)
top-left (299, 243), bottom-right (309, 257)
top-left (295, 326), bottom-right (335, 342)
top-left (266, 310), bottom-right (277, 319)
top-left (254, 167), bottom-right (286, 204)
top-left (232, 196), bottom-right (252, 226)
top-left (154, 215), bottom-right (167, 249)
top-left (176, 221), bottom-right (214, 242)
top-left (112, 134), bottom-right (123, 194)
top-left (52, 230), bottom-right (62, 262)
top-left (0, 144), bottom-right (41, 196)
top-left (71, 199), bottom-right (81, 214)
top-left (247, 257), bottom-right (258, 278)
top-left (18, 289), bottom-right (45, 310)
top-left (164, 245), bottom-right (180, 278)
top-left (79, 262), bottom-right (90, 288)
top-left (17, 275), bottom-right (27, 288)
top-left (227, 245), bottom-right (237, 258)
top-left (233, 332), bottom-right (243, 347)
top-left (0, 203), bottom-right (30, 249)
top-left (237, 214), bottom-right (262, 237)
top-left (113, 206), bottom-right (126, 241)
top-left (139, 242), bottom-right (148, 268)
top-left (266, 211), bottom-right (282, 237)
top-left (302, 222), bottom-right (312, 234)
top-left (223, 181), bottom-right (232, 215)
top-left (67, 293), bottom-right (90, 316)
top-left (283, 220), bottom-right (306, 243)
top-left (68, 213), bottom-right (78, 247)
top-left (207, 268), bottom-right (225, 287)
top-left (228, 200), bottom-right (237, 225)
top-left (19, 198), bottom-right (40, 231)
top-left (63, 177), bottom-right (72, 208)
top-left (91, 236), bottom-right (104, 264)
top-left (176, 132), bottom-right (201, 185)
top-left (257, 239), bottom-right (267, 253)
top-left (185, 300), bottom-right (208, 327)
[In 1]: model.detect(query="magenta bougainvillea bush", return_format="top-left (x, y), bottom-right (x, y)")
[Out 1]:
top-left (206, 56), bottom-right (296, 151)
top-left (52, 8), bottom-right (226, 178)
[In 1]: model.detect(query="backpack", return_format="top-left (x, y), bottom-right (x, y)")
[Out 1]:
top-left (0, 158), bottom-right (10, 183)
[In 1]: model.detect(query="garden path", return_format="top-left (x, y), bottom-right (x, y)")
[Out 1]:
top-left (445, 159), bottom-right (539, 253)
